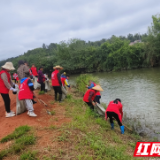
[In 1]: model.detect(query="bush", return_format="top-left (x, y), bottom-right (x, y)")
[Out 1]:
top-left (76, 74), bottom-right (99, 93)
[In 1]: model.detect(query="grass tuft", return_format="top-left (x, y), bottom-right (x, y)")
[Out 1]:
top-left (0, 125), bottom-right (31, 143)
top-left (20, 151), bottom-right (38, 160)
top-left (38, 91), bottom-right (45, 95)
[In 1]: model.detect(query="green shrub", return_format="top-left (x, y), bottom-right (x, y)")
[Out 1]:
top-left (76, 74), bottom-right (99, 94)
top-left (38, 91), bottom-right (45, 95)
top-left (20, 151), bottom-right (38, 160)
top-left (0, 125), bottom-right (31, 143)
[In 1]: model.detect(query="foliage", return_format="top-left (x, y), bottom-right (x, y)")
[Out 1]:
top-left (76, 74), bottom-right (99, 93)
top-left (38, 91), bottom-right (45, 95)
top-left (0, 125), bottom-right (31, 143)
top-left (20, 151), bottom-right (38, 160)
top-left (1, 14), bottom-right (160, 74)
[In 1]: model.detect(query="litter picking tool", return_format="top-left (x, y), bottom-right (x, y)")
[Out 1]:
top-left (37, 98), bottom-right (51, 115)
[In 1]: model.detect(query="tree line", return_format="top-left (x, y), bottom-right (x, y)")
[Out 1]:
top-left (0, 14), bottom-right (160, 74)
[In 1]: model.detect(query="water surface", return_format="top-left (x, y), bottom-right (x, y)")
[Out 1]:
top-left (70, 68), bottom-right (160, 139)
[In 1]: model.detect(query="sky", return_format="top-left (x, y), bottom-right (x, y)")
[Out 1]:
top-left (0, 0), bottom-right (160, 60)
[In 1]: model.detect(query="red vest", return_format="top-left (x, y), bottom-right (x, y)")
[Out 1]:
top-left (83, 89), bottom-right (96, 102)
top-left (51, 70), bottom-right (60, 86)
top-left (18, 78), bottom-right (34, 100)
top-left (0, 70), bottom-right (11, 94)
top-left (61, 77), bottom-right (66, 86)
top-left (13, 73), bottom-right (17, 79)
top-left (92, 82), bottom-right (101, 96)
top-left (105, 101), bottom-right (123, 122)
top-left (31, 67), bottom-right (38, 76)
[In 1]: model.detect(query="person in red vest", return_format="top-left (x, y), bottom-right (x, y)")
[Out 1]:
top-left (51, 65), bottom-right (63, 102)
top-left (86, 80), bottom-right (101, 104)
top-left (83, 85), bottom-right (103, 110)
top-left (18, 72), bottom-right (37, 117)
top-left (30, 64), bottom-right (38, 77)
top-left (105, 98), bottom-right (124, 134)
top-left (0, 62), bottom-right (18, 118)
top-left (13, 73), bottom-right (18, 83)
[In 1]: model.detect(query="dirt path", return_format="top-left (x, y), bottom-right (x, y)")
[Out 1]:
top-left (0, 91), bottom-right (71, 140)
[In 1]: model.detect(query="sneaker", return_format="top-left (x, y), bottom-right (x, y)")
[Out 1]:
top-left (28, 111), bottom-right (37, 117)
top-left (6, 112), bottom-right (15, 118)
top-left (10, 111), bottom-right (15, 114)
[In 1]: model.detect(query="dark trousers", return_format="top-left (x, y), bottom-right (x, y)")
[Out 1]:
top-left (94, 96), bottom-right (101, 104)
top-left (40, 82), bottom-right (45, 91)
top-left (14, 79), bottom-right (18, 83)
top-left (85, 102), bottom-right (94, 110)
top-left (1, 93), bottom-right (11, 113)
top-left (106, 111), bottom-right (122, 126)
top-left (53, 86), bottom-right (62, 101)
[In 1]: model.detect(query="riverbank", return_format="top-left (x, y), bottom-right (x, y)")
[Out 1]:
top-left (0, 88), bottom-right (149, 160)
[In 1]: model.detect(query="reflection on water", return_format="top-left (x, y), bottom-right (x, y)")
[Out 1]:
top-left (70, 67), bottom-right (160, 139)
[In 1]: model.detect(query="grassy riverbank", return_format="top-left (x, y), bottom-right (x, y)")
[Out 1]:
top-left (0, 87), bottom-right (149, 160)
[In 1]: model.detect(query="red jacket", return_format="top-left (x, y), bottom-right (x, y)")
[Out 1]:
top-left (105, 101), bottom-right (123, 122)
top-left (30, 67), bottom-right (38, 76)
top-left (83, 89), bottom-right (96, 102)
top-left (0, 70), bottom-right (11, 94)
top-left (92, 82), bottom-right (101, 96)
top-left (18, 78), bottom-right (34, 100)
top-left (61, 77), bottom-right (66, 86)
top-left (51, 69), bottom-right (61, 86)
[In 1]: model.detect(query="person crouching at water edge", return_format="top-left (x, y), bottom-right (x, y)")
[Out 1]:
top-left (51, 65), bottom-right (63, 102)
top-left (86, 80), bottom-right (101, 104)
top-left (105, 99), bottom-right (124, 134)
top-left (18, 73), bottom-right (37, 117)
top-left (83, 85), bottom-right (103, 110)
top-left (0, 62), bottom-right (18, 118)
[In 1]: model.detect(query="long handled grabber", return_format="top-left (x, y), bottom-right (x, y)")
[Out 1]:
top-left (37, 98), bottom-right (51, 115)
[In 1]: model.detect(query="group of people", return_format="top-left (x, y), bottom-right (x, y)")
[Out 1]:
top-left (0, 62), bottom-right (70, 118)
top-left (0, 61), bottom-right (124, 134)
top-left (83, 81), bottom-right (125, 134)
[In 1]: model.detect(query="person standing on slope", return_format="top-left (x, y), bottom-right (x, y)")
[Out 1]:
top-left (30, 64), bottom-right (38, 78)
top-left (13, 72), bottom-right (19, 84)
top-left (0, 62), bottom-right (18, 118)
top-left (105, 98), bottom-right (125, 134)
top-left (38, 66), bottom-right (46, 92)
top-left (51, 65), bottom-right (63, 102)
top-left (17, 60), bottom-right (30, 80)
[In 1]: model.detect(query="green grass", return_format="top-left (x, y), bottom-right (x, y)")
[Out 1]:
top-left (61, 94), bottom-right (143, 160)
top-left (50, 110), bottom-right (56, 115)
top-left (0, 126), bottom-right (36, 160)
top-left (76, 74), bottom-right (99, 93)
top-left (20, 151), bottom-right (38, 160)
top-left (0, 125), bottom-right (31, 143)
top-left (38, 91), bottom-right (45, 95)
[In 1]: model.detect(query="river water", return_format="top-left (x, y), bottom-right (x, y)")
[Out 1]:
top-left (70, 67), bottom-right (160, 140)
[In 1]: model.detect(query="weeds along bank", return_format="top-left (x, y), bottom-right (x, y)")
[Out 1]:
top-left (0, 80), bottom-right (149, 159)
top-left (0, 14), bottom-right (160, 75)
top-left (0, 93), bottom-right (148, 160)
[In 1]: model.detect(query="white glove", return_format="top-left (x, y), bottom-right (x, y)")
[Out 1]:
top-left (15, 84), bottom-right (19, 88)
top-left (10, 87), bottom-right (17, 92)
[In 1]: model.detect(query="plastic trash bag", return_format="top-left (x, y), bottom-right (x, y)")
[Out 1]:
top-left (61, 86), bottom-right (67, 100)
top-left (16, 87), bottom-right (27, 115)
top-left (95, 103), bottom-right (105, 117)
top-left (45, 80), bottom-right (51, 91)
top-left (34, 76), bottom-right (41, 89)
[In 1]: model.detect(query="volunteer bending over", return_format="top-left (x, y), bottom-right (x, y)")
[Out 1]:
top-left (105, 98), bottom-right (125, 134)
top-left (0, 62), bottom-right (18, 118)
top-left (18, 73), bottom-right (37, 117)
top-left (83, 85), bottom-right (103, 110)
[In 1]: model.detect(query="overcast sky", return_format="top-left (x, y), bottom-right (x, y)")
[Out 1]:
top-left (0, 0), bottom-right (160, 60)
